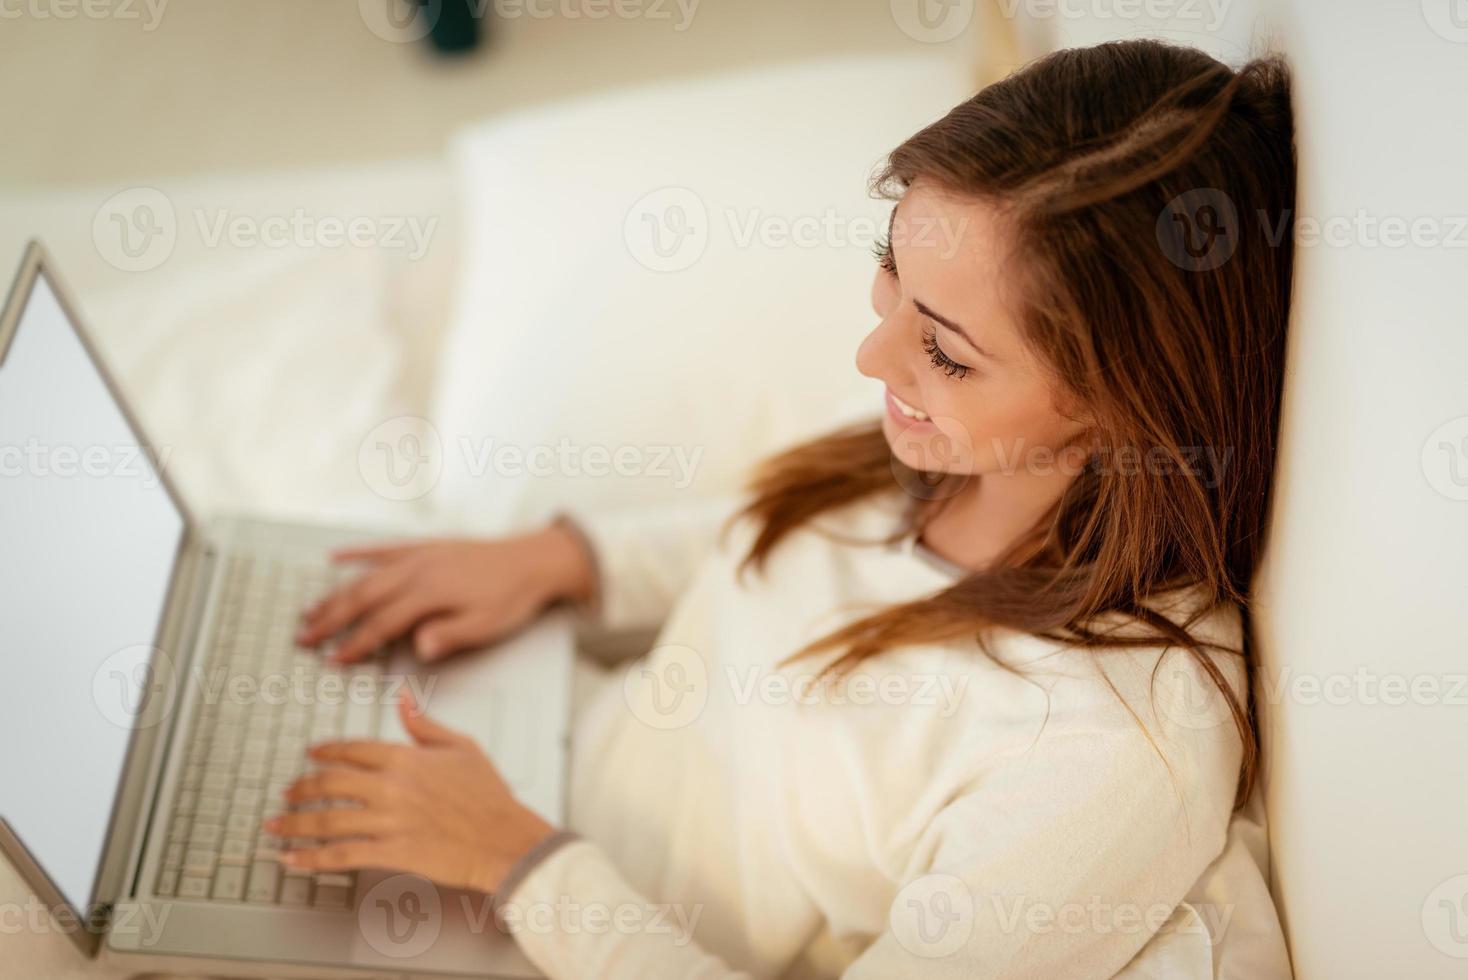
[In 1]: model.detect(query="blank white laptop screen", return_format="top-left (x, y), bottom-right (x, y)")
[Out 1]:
top-left (0, 273), bottom-right (185, 912)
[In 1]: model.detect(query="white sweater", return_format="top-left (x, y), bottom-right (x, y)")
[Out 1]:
top-left (501, 492), bottom-right (1292, 979)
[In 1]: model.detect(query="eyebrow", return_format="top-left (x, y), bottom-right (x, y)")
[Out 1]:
top-left (913, 299), bottom-right (993, 360)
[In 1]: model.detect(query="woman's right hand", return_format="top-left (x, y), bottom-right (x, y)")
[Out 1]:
top-left (296, 523), bottom-right (596, 665)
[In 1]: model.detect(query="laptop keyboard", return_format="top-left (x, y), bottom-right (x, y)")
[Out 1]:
top-left (153, 553), bottom-right (381, 908)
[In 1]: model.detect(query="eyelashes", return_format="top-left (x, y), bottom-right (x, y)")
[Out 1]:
top-left (922, 328), bottom-right (972, 380)
top-left (873, 234), bottom-right (898, 277)
top-left (876, 233), bottom-right (972, 381)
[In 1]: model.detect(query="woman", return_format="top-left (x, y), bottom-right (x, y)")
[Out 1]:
top-left (280, 40), bottom-right (1296, 978)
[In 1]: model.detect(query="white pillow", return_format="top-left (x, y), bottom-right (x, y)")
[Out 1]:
top-left (430, 55), bottom-right (977, 531)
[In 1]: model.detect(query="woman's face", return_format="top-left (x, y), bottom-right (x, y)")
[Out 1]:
top-left (857, 181), bottom-right (1090, 481)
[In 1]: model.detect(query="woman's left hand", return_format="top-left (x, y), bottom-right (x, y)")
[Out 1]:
top-left (267, 693), bottom-right (554, 895)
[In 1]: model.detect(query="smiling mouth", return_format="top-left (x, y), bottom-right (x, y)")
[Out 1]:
top-left (887, 389), bottom-right (931, 423)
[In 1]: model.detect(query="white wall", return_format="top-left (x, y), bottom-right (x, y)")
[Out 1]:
top-left (1026, 0), bottom-right (1468, 973)
top-left (1255, 1), bottom-right (1468, 976)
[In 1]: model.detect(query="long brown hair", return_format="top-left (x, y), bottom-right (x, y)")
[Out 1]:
top-left (740, 41), bottom-right (1295, 805)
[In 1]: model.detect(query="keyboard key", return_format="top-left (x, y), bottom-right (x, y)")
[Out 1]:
top-left (212, 865), bottom-right (246, 901)
top-left (313, 884), bottom-right (351, 909)
top-left (156, 869), bottom-right (179, 897)
top-left (188, 823), bottom-right (223, 847)
top-left (220, 838), bottom-right (252, 865)
top-left (245, 862), bottom-right (280, 903)
top-left (178, 875), bottom-right (210, 899)
top-left (279, 876), bottom-right (312, 906)
top-left (195, 796), bottom-right (226, 819)
top-left (225, 812), bottom-right (258, 837)
top-left (183, 848), bottom-right (217, 875)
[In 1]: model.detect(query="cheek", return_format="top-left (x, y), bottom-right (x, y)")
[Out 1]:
top-left (897, 376), bottom-right (1076, 476)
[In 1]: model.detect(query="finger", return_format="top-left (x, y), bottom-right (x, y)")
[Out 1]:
top-left (331, 540), bottom-right (428, 563)
top-left (279, 839), bottom-right (385, 873)
top-left (298, 563), bottom-right (413, 647)
top-left (412, 610), bottom-right (500, 662)
top-left (283, 767), bottom-right (393, 807)
top-left (331, 592), bottom-right (446, 665)
top-left (300, 564), bottom-right (409, 640)
top-left (267, 806), bottom-right (395, 842)
top-left (309, 739), bottom-right (413, 771)
top-left (399, 692), bottom-right (470, 748)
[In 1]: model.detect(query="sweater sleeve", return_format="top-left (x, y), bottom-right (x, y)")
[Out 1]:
top-left (558, 495), bottom-right (738, 635)
top-left (499, 839), bottom-right (755, 980)
top-left (500, 715), bottom-right (1237, 980)
top-left (840, 724), bottom-right (1236, 979)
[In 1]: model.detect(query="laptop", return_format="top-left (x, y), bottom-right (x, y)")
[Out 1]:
top-left (0, 241), bottom-right (574, 978)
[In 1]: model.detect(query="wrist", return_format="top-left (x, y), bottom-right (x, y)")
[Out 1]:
top-left (532, 519), bottom-right (597, 607)
top-left (480, 808), bottom-right (558, 896)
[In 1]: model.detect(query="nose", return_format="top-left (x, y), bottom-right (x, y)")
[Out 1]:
top-left (856, 313), bottom-right (909, 385)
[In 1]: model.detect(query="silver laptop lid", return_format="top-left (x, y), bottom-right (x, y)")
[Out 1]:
top-left (0, 242), bottom-right (204, 955)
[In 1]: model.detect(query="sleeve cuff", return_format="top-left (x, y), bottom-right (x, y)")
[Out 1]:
top-left (494, 829), bottom-right (582, 913)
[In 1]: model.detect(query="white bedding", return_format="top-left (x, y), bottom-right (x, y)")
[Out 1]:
top-left (0, 158), bottom-right (460, 531)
